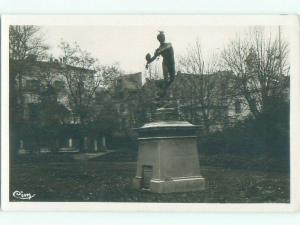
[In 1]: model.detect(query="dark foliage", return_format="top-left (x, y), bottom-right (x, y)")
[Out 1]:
top-left (199, 98), bottom-right (289, 158)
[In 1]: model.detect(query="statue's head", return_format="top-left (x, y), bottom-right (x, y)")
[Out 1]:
top-left (157, 31), bottom-right (165, 43)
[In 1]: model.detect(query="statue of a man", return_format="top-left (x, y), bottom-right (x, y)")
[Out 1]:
top-left (146, 31), bottom-right (175, 83)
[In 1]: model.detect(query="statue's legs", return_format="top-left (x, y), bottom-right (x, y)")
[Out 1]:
top-left (162, 62), bottom-right (175, 83)
top-left (162, 63), bottom-right (169, 80)
top-left (167, 64), bottom-right (175, 82)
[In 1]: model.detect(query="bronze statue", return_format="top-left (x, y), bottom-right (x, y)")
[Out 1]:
top-left (145, 31), bottom-right (175, 83)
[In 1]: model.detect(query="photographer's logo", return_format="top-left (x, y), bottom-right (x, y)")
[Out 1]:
top-left (12, 190), bottom-right (36, 200)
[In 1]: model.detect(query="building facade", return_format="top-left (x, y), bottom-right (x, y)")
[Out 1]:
top-left (10, 57), bottom-right (102, 154)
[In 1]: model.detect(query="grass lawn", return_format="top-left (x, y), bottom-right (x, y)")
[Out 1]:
top-left (10, 152), bottom-right (289, 203)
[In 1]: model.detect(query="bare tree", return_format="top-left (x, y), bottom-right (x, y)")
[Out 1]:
top-left (59, 41), bottom-right (104, 125)
top-left (9, 25), bottom-right (49, 61)
top-left (176, 40), bottom-right (221, 133)
top-left (9, 25), bottom-right (49, 123)
top-left (222, 28), bottom-right (289, 118)
top-left (59, 41), bottom-right (123, 151)
top-left (100, 63), bottom-right (123, 89)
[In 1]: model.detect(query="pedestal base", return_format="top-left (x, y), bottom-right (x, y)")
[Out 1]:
top-left (133, 120), bottom-right (206, 194)
top-left (133, 176), bottom-right (205, 193)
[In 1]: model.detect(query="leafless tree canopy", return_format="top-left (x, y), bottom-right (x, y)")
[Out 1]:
top-left (9, 25), bottom-right (49, 61)
top-left (178, 40), bottom-right (220, 75)
top-left (176, 40), bottom-right (222, 132)
top-left (9, 26), bottom-right (50, 124)
top-left (59, 41), bottom-right (122, 124)
top-left (222, 28), bottom-right (289, 118)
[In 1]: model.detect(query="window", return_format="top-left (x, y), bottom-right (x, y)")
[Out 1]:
top-left (24, 93), bottom-right (39, 104)
top-left (235, 100), bottom-right (242, 114)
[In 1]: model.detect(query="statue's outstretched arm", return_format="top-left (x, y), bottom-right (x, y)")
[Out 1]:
top-left (145, 50), bottom-right (159, 68)
top-left (148, 54), bottom-right (158, 64)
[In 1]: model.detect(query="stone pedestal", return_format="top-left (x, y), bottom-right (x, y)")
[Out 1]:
top-left (133, 108), bottom-right (205, 193)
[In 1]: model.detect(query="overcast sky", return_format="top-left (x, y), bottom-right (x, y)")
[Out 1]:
top-left (42, 25), bottom-right (287, 79)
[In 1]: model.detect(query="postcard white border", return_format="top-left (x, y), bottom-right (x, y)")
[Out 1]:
top-left (1, 15), bottom-right (300, 212)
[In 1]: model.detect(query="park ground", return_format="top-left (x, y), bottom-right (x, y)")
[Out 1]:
top-left (10, 151), bottom-right (289, 203)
